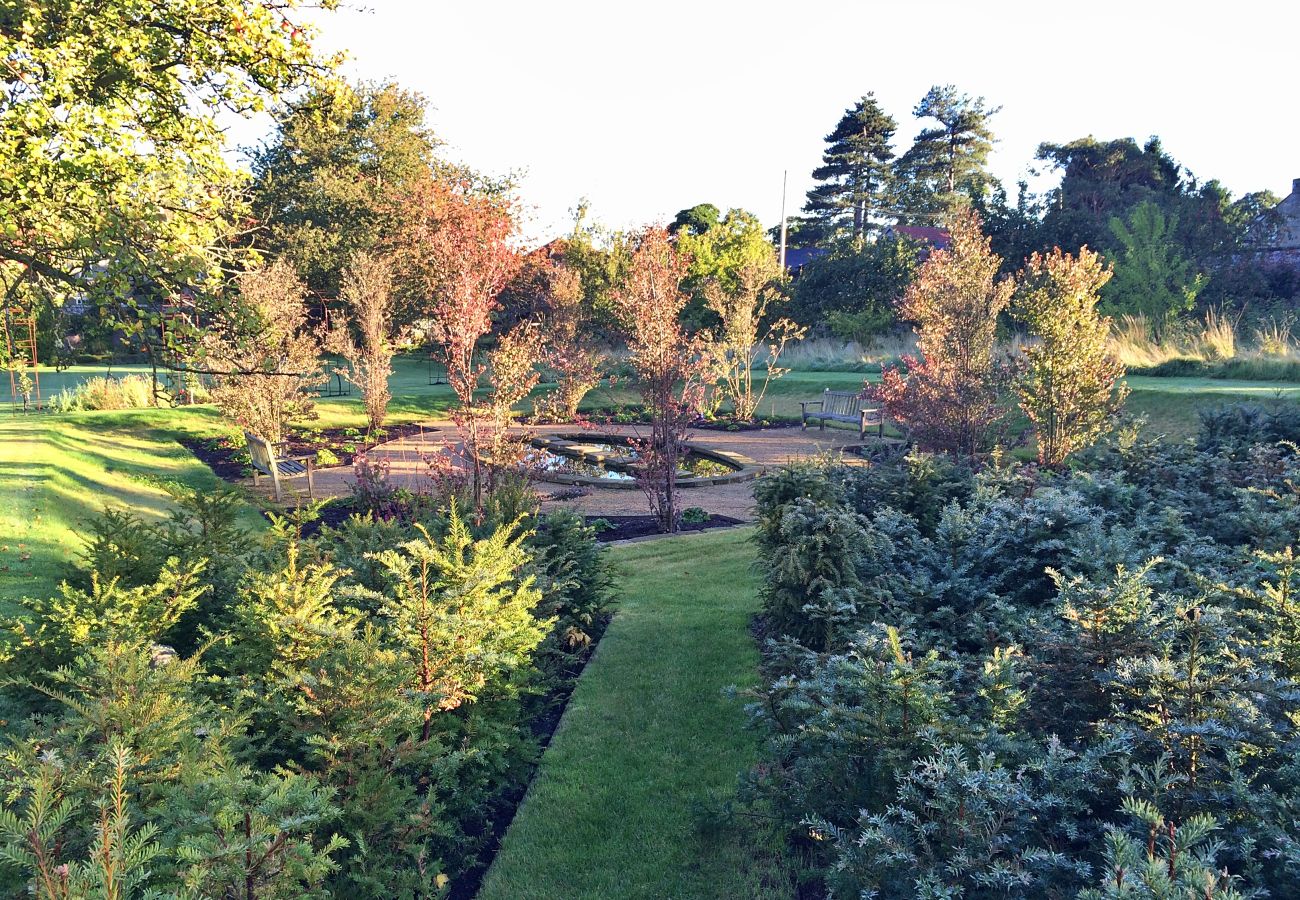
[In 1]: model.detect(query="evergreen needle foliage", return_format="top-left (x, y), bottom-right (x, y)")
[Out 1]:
top-left (746, 407), bottom-right (1300, 897)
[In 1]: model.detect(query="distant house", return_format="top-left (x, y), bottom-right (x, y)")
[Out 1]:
top-left (1258, 179), bottom-right (1300, 269)
top-left (884, 225), bottom-right (951, 259)
top-left (782, 246), bottom-right (827, 278)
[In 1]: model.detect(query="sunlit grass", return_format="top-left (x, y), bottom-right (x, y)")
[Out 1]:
top-left (7, 355), bottom-right (1300, 602)
top-left (0, 408), bottom-right (263, 605)
top-left (478, 528), bottom-right (792, 900)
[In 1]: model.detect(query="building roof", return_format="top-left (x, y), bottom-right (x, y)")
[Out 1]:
top-left (783, 246), bottom-right (827, 270)
top-left (1269, 178), bottom-right (1300, 250)
top-left (891, 225), bottom-right (951, 249)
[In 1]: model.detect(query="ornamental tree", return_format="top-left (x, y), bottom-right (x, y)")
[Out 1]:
top-left (537, 263), bottom-right (604, 420)
top-left (325, 251), bottom-right (402, 434)
top-left (484, 320), bottom-right (545, 476)
top-left (0, 0), bottom-right (339, 316)
top-left (386, 177), bottom-right (521, 514)
top-left (875, 210), bottom-right (1013, 457)
top-left (612, 226), bottom-right (709, 532)
top-left (1013, 246), bottom-right (1128, 466)
top-left (203, 259), bottom-right (324, 444)
top-left (702, 253), bottom-right (806, 422)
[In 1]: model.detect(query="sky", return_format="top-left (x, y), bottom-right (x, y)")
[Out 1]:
top-left (230, 0), bottom-right (1300, 244)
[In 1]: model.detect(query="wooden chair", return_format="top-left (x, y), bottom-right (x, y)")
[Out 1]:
top-left (244, 430), bottom-right (315, 501)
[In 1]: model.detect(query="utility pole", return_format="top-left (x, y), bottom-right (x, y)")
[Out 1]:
top-left (778, 169), bottom-right (788, 271)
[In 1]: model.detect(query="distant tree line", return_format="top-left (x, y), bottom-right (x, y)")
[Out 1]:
top-left (782, 88), bottom-right (1296, 341)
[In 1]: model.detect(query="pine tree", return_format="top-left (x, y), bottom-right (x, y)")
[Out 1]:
top-left (802, 94), bottom-right (897, 240)
top-left (369, 508), bottom-right (547, 738)
top-left (893, 85), bottom-right (999, 221)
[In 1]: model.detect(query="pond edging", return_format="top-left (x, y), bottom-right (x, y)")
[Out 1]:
top-left (529, 433), bottom-right (761, 490)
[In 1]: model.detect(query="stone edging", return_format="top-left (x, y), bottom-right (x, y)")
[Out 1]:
top-left (530, 433), bottom-right (761, 490)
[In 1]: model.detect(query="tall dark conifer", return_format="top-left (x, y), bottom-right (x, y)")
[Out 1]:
top-left (893, 85), bottom-right (999, 221)
top-left (803, 94), bottom-right (897, 241)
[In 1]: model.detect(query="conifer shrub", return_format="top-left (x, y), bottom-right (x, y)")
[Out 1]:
top-left (0, 487), bottom-right (611, 897)
top-left (746, 428), bottom-right (1300, 897)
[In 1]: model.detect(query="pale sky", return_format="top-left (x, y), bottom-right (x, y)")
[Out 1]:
top-left (230, 0), bottom-right (1300, 243)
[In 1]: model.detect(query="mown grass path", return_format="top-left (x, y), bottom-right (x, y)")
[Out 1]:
top-left (478, 528), bottom-right (790, 900)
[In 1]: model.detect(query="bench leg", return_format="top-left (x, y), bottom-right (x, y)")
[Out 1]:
top-left (307, 465), bottom-right (315, 499)
top-left (271, 473), bottom-right (282, 503)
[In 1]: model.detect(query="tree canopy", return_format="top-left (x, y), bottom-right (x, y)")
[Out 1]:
top-left (249, 81), bottom-right (441, 301)
top-left (0, 0), bottom-right (339, 310)
top-left (893, 85), bottom-right (1000, 221)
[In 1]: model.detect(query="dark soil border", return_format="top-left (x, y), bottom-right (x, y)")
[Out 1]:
top-left (589, 513), bottom-right (745, 542)
top-left (450, 607), bottom-right (612, 900)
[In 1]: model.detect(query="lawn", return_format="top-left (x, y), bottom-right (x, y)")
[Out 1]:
top-left (477, 528), bottom-right (791, 900)
top-left (0, 358), bottom-right (461, 604)
top-left (0, 407), bottom-right (269, 605)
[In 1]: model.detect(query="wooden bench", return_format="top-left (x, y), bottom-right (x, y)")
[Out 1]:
top-left (800, 389), bottom-right (885, 439)
top-left (244, 430), bottom-right (315, 501)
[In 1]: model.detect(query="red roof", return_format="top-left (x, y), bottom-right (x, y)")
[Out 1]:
top-left (893, 226), bottom-right (951, 248)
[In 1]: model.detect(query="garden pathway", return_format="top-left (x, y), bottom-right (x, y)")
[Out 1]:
top-left (295, 421), bottom-right (874, 520)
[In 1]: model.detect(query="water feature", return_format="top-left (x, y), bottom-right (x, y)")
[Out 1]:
top-left (525, 437), bottom-right (741, 484)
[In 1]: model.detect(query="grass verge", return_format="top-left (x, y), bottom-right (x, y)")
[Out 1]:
top-left (477, 528), bottom-right (790, 900)
top-left (0, 408), bottom-right (265, 605)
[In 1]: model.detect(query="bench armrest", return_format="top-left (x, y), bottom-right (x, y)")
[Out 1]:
top-left (801, 400), bottom-right (823, 411)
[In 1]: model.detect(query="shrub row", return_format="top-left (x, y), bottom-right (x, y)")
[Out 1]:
top-left (745, 405), bottom-right (1300, 898)
top-left (0, 486), bottom-right (612, 898)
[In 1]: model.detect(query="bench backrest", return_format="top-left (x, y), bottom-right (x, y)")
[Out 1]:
top-left (823, 389), bottom-right (866, 417)
top-left (244, 430), bottom-right (276, 474)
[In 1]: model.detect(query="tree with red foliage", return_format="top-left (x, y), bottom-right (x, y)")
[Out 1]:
top-left (385, 178), bottom-right (521, 513)
top-left (612, 227), bottom-right (709, 532)
top-left (874, 210), bottom-right (1013, 458)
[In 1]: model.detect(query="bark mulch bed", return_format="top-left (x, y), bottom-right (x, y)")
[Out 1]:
top-left (288, 505), bottom-right (746, 544)
top-left (588, 513), bottom-right (745, 542)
